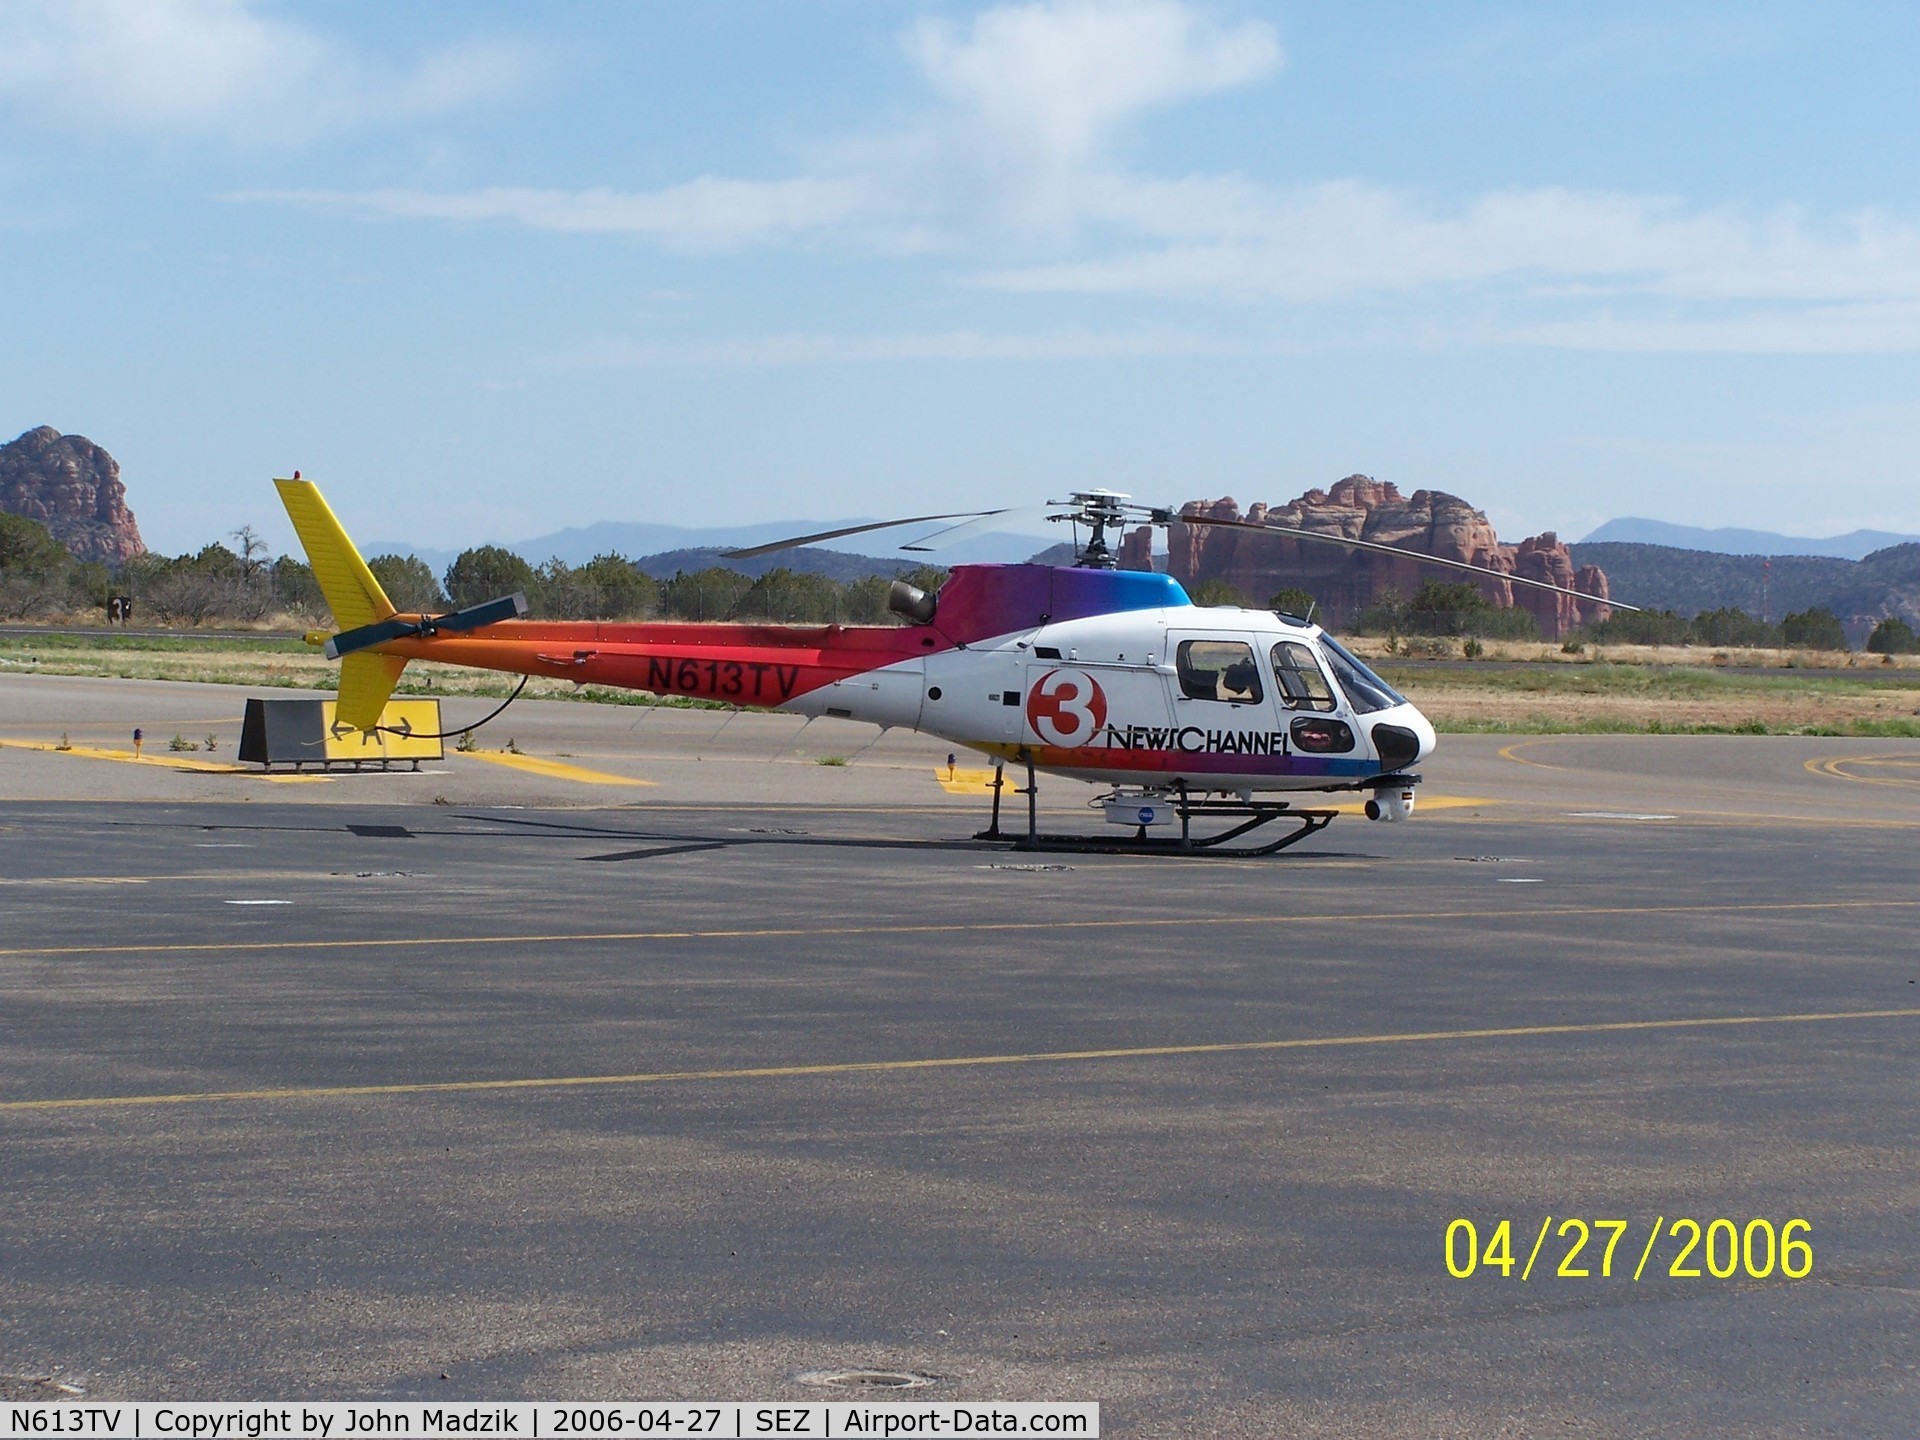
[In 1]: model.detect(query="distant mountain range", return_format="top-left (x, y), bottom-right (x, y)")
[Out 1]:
top-left (1569, 541), bottom-right (1920, 633)
top-left (362, 518), bottom-right (1058, 573)
top-left (1580, 517), bottom-right (1920, 560)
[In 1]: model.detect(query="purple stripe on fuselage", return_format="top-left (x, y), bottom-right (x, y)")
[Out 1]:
top-left (1017, 745), bottom-right (1379, 778)
top-left (931, 565), bottom-right (1188, 647)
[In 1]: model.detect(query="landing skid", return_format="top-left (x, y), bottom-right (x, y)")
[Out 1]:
top-left (972, 760), bottom-right (1339, 858)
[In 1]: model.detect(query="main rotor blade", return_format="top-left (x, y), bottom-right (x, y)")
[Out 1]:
top-left (899, 504), bottom-right (1060, 553)
top-left (723, 511), bottom-right (1006, 560)
top-left (1171, 513), bottom-right (1639, 612)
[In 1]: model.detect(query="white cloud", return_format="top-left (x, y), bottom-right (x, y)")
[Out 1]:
top-left (216, 0), bottom-right (1920, 352)
top-left (240, 0), bottom-right (1281, 245)
top-left (243, 177), bottom-right (874, 250)
top-left (910, 0), bottom-right (1278, 163)
top-left (894, 0), bottom-right (1280, 229)
top-left (976, 182), bottom-right (1920, 320)
top-left (0, 0), bottom-right (529, 142)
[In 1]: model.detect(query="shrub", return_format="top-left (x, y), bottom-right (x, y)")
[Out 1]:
top-left (1867, 616), bottom-right (1919, 654)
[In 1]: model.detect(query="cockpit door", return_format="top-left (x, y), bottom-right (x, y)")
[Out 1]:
top-left (1165, 632), bottom-right (1278, 728)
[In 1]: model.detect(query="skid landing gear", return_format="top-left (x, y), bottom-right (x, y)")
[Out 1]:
top-left (973, 761), bottom-right (1337, 858)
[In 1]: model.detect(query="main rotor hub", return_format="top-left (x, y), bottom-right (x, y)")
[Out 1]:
top-left (1051, 489), bottom-right (1134, 568)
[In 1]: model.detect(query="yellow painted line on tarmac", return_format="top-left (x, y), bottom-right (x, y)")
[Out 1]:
top-left (6, 1007), bottom-right (1917, 1115)
top-left (3, 740), bottom-right (249, 773)
top-left (0, 869), bottom-right (414, 889)
top-left (1326, 793), bottom-right (1496, 815)
top-left (1498, 738), bottom-right (1573, 771)
top-left (0, 876), bottom-right (150, 886)
top-left (1435, 808), bottom-right (1920, 830)
top-left (460, 750), bottom-right (655, 786)
top-left (4, 895), bottom-right (1917, 962)
top-left (1804, 753), bottom-right (1920, 788)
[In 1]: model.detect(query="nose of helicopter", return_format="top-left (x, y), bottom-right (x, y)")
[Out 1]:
top-left (1408, 706), bottom-right (1437, 765)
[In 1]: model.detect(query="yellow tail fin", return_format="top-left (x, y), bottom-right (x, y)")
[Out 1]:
top-left (334, 652), bottom-right (409, 735)
top-left (274, 477), bottom-right (396, 630)
top-left (275, 476), bottom-right (407, 733)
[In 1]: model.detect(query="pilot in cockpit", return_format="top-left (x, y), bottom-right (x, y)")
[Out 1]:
top-left (1221, 657), bottom-right (1260, 702)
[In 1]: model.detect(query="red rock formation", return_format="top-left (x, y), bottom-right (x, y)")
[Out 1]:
top-left (1118, 524), bottom-right (1155, 572)
top-left (1157, 477), bottom-right (1607, 638)
top-left (0, 426), bottom-right (145, 565)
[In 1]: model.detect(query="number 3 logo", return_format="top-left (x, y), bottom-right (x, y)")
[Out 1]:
top-left (1025, 668), bottom-right (1108, 746)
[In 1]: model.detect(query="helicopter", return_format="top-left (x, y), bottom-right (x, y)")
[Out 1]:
top-left (274, 479), bottom-right (1624, 855)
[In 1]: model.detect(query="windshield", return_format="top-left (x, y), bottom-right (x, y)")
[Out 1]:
top-left (1317, 634), bottom-right (1407, 715)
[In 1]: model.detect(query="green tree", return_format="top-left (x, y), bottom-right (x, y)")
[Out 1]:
top-left (0, 513), bottom-right (76, 619)
top-left (1404, 580), bottom-right (1487, 636)
top-left (368, 554), bottom-right (445, 612)
top-left (271, 555), bottom-right (326, 617)
top-left (1689, 607), bottom-right (1778, 647)
top-left (187, 542), bottom-right (243, 578)
top-left (1779, 606), bottom-right (1847, 651)
top-left (1268, 586), bottom-right (1318, 620)
top-left (445, 546), bottom-right (537, 609)
top-left (734, 567), bottom-right (841, 622)
top-left (1588, 608), bottom-right (1693, 645)
top-left (1351, 587), bottom-right (1406, 636)
top-left (537, 553), bottom-right (660, 620)
top-left (1191, 578), bottom-right (1250, 607)
top-left (662, 567), bottom-right (752, 621)
top-left (0, 513), bottom-right (73, 576)
top-left (576, 553), bottom-right (660, 619)
top-left (842, 575), bottom-right (897, 623)
top-left (1867, 616), bottom-right (1919, 654)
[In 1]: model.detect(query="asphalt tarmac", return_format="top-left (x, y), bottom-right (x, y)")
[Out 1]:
top-left (2, 674), bottom-right (1918, 1436)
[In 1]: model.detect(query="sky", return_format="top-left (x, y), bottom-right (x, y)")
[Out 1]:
top-left (4, 0), bottom-right (1920, 557)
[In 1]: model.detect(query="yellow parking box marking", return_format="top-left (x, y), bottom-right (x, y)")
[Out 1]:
top-left (320, 699), bottom-right (444, 763)
top-left (935, 767), bottom-right (1002, 795)
top-left (461, 750), bottom-right (654, 786)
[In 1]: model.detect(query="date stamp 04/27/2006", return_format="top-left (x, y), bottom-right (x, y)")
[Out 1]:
top-left (1445, 1217), bottom-right (1813, 1282)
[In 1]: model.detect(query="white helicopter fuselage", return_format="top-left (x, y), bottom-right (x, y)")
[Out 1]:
top-left (787, 598), bottom-right (1436, 798)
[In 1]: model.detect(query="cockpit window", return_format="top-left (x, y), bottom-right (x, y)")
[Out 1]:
top-left (1317, 634), bottom-right (1407, 715)
top-left (1269, 641), bottom-right (1336, 712)
top-left (1177, 640), bottom-right (1263, 704)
